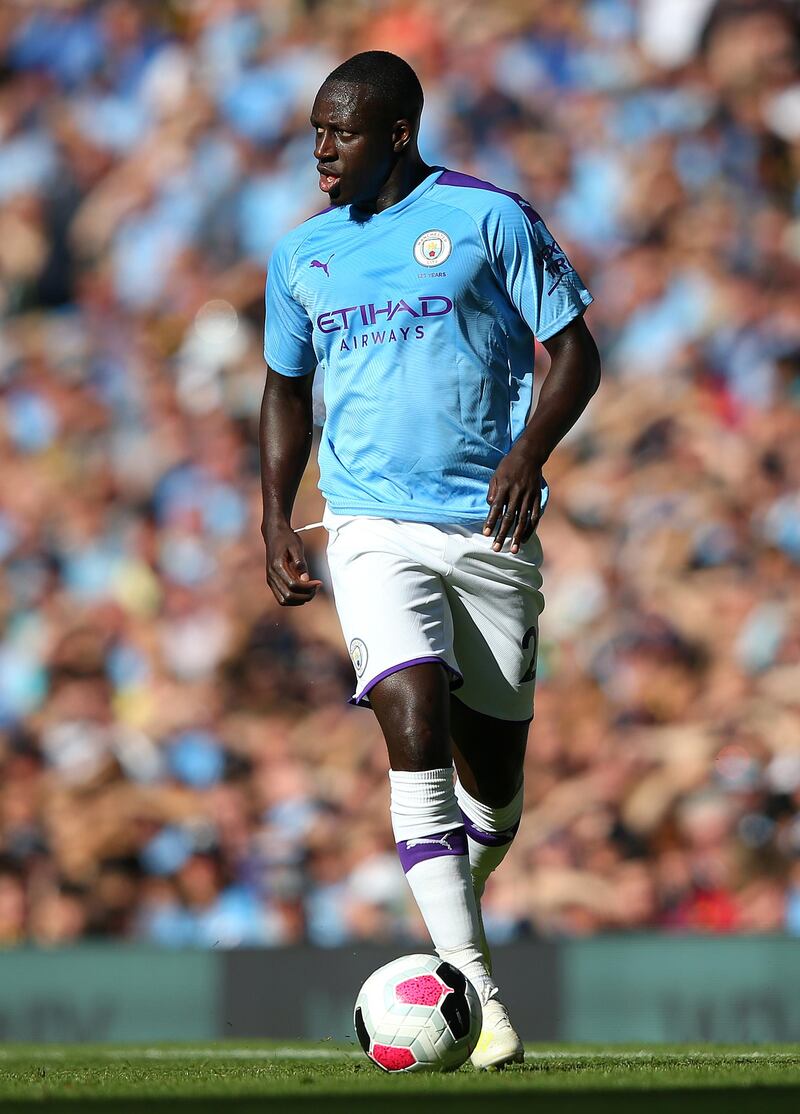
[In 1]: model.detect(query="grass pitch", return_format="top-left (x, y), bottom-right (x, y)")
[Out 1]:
top-left (0, 1043), bottom-right (799, 1112)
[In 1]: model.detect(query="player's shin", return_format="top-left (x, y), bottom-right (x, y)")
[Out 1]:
top-left (389, 767), bottom-right (497, 1003)
top-left (454, 779), bottom-right (524, 969)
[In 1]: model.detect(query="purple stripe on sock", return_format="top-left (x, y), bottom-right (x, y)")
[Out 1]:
top-left (396, 826), bottom-right (468, 873)
top-left (350, 657), bottom-right (463, 708)
top-left (459, 810), bottom-right (520, 848)
top-left (436, 170), bottom-right (542, 225)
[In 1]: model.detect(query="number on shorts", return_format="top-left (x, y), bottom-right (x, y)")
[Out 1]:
top-left (520, 625), bottom-right (538, 684)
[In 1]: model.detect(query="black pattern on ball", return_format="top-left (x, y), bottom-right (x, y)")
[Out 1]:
top-left (436, 962), bottom-right (471, 1040)
top-left (353, 1006), bottom-right (371, 1054)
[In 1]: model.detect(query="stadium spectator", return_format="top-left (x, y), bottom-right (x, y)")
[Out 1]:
top-left (0, 0), bottom-right (799, 945)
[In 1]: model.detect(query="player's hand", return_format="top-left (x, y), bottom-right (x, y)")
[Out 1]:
top-left (483, 443), bottom-right (544, 554)
top-left (264, 523), bottom-right (323, 606)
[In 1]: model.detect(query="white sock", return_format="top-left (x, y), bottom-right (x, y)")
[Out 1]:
top-left (455, 780), bottom-right (524, 899)
top-left (390, 767), bottom-right (496, 1002)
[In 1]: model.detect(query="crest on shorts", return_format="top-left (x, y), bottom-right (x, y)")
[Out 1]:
top-left (349, 638), bottom-right (368, 677)
top-left (414, 229), bottom-right (452, 267)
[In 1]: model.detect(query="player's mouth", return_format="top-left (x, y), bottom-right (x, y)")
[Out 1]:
top-left (317, 166), bottom-right (341, 194)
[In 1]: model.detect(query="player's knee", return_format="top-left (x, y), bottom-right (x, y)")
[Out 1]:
top-left (370, 662), bottom-right (452, 770)
top-left (381, 706), bottom-right (449, 770)
top-left (389, 727), bottom-right (449, 772)
top-left (473, 768), bottom-right (524, 809)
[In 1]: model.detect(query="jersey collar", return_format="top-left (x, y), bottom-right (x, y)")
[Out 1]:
top-left (350, 167), bottom-right (444, 220)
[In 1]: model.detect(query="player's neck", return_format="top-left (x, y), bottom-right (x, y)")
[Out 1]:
top-left (370, 156), bottom-right (434, 214)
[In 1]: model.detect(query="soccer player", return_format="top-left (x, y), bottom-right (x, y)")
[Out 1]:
top-left (260, 51), bottom-right (600, 1068)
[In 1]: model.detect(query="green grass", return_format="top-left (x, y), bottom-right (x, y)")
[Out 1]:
top-left (0, 1043), bottom-right (799, 1112)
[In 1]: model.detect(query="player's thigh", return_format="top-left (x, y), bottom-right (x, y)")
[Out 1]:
top-left (324, 513), bottom-right (460, 706)
top-left (446, 533), bottom-right (544, 722)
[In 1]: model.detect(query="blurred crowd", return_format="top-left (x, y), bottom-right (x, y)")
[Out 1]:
top-left (0, 0), bottom-right (799, 949)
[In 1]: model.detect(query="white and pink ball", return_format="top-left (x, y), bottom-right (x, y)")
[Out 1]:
top-left (353, 953), bottom-right (482, 1073)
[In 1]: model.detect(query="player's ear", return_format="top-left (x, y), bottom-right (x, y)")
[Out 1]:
top-left (392, 119), bottom-right (412, 153)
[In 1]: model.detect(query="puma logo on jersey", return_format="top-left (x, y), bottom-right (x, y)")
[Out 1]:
top-left (310, 253), bottom-right (334, 277)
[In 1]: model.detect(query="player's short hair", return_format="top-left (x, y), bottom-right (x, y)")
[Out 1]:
top-left (323, 51), bottom-right (424, 126)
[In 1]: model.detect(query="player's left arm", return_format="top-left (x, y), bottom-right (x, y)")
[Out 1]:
top-left (484, 314), bottom-right (600, 553)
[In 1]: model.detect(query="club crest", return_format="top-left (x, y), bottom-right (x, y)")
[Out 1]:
top-left (414, 229), bottom-right (452, 267)
top-left (349, 638), bottom-right (368, 676)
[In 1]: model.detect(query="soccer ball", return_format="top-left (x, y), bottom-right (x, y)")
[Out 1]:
top-left (353, 953), bottom-right (482, 1072)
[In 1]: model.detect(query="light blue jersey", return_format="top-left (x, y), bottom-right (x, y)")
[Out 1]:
top-left (264, 169), bottom-right (592, 523)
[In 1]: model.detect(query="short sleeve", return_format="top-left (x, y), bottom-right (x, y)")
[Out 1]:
top-left (264, 240), bottom-right (315, 376)
top-left (488, 201), bottom-right (593, 342)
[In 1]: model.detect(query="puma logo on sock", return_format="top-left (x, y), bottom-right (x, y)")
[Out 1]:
top-left (406, 836), bottom-right (453, 851)
top-left (396, 827), bottom-right (467, 873)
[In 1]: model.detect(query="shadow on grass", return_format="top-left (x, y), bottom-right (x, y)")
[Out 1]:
top-left (4, 1089), bottom-right (800, 1113)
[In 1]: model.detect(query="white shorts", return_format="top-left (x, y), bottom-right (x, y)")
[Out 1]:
top-left (323, 507), bottom-right (545, 722)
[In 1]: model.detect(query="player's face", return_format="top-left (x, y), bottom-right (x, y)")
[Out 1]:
top-left (311, 82), bottom-right (399, 207)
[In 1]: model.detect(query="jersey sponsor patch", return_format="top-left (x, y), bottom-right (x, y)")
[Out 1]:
top-left (414, 229), bottom-right (452, 267)
top-left (539, 240), bottom-right (572, 295)
top-left (349, 637), bottom-right (368, 676)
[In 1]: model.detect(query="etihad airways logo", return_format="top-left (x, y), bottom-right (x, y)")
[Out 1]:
top-left (316, 295), bottom-right (453, 333)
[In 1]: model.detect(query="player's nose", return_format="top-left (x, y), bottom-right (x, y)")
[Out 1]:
top-left (314, 127), bottom-right (337, 162)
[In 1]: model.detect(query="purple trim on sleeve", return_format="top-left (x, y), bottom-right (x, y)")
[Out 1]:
top-left (460, 811), bottom-right (520, 848)
top-left (349, 657), bottom-right (463, 709)
top-left (436, 170), bottom-right (541, 225)
top-left (396, 826), bottom-right (468, 873)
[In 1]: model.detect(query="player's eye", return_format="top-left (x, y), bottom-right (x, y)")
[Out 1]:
top-left (337, 130), bottom-right (355, 140)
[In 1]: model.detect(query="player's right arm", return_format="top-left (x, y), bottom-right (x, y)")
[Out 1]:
top-left (260, 235), bottom-right (322, 606)
top-left (260, 369), bottom-right (322, 605)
